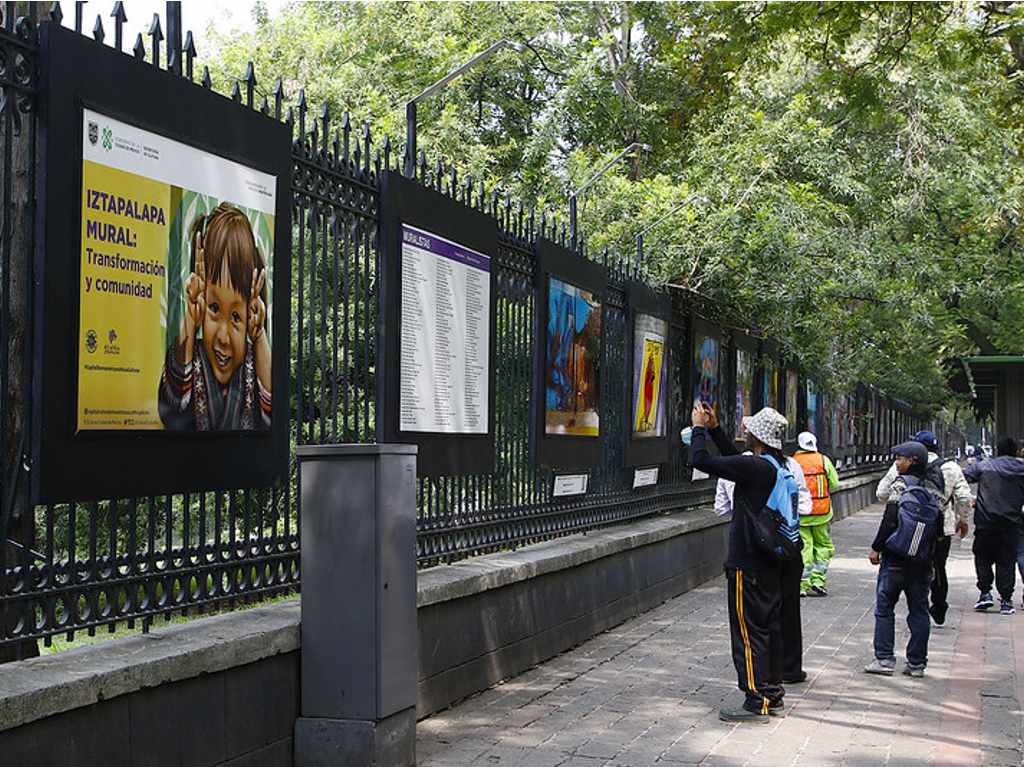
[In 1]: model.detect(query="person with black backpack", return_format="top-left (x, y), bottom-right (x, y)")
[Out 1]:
top-left (875, 430), bottom-right (972, 625)
top-left (865, 441), bottom-right (941, 678)
top-left (691, 404), bottom-right (800, 723)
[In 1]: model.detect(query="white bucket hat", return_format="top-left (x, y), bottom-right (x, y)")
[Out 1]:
top-left (797, 431), bottom-right (818, 452)
top-left (741, 407), bottom-right (787, 450)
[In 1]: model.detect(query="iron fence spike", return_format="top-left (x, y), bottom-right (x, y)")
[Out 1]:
top-left (49, 2), bottom-right (62, 24)
top-left (133, 32), bottom-right (145, 60)
top-left (93, 14), bottom-right (104, 42)
top-left (183, 31), bottom-right (195, 79)
top-left (201, 65), bottom-right (212, 89)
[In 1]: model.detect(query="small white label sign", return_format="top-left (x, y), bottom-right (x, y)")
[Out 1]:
top-left (633, 467), bottom-right (659, 489)
top-left (692, 468), bottom-right (710, 482)
top-left (553, 473), bottom-right (589, 497)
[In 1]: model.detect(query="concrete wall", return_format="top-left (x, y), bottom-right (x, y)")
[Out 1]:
top-left (0, 471), bottom-right (883, 765)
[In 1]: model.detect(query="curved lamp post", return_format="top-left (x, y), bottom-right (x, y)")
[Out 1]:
top-left (634, 192), bottom-right (706, 274)
top-left (404, 39), bottom-right (525, 177)
top-left (568, 142), bottom-right (650, 251)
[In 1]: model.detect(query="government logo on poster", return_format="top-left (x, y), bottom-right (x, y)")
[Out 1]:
top-left (85, 329), bottom-right (97, 353)
top-left (88, 121), bottom-right (98, 146)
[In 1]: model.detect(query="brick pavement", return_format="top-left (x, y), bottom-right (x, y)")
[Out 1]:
top-left (416, 505), bottom-right (1024, 766)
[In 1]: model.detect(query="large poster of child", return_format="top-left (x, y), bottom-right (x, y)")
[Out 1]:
top-left (631, 314), bottom-right (667, 439)
top-left (77, 108), bottom-right (276, 432)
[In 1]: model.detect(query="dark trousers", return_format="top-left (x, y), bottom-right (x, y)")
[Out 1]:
top-left (874, 557), bottom-right (931, 668)
top-left (726, 568), bottom-right (784, 713)
top-left (973, 527), bottom-right (1018, 601)
top-left (779, 556), bottom-right (803, 679)
top-left (930, 535), bottom-right (952, 618)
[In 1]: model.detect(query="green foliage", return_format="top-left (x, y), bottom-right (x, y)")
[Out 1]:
top-left (206, 1), bottom-right (1024, 413)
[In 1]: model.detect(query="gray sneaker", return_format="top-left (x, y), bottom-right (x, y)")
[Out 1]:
top-left (864, 658), bottom-right (896, 675)
top-left (903, 664), bottom-right (925, 678)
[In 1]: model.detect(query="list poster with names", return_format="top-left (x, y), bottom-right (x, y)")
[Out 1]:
top-left (399, 224), bottom-right (491, 434)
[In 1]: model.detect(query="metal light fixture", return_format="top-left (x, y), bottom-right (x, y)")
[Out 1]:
top-left (404, 39), bottom-right (525, 177)
top-left (635, 192), bottom-right (706, 273)
top-left (568, 142), bottom-right (651, 251)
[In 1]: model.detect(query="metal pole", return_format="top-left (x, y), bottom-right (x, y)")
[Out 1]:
top-left (569, 195), bottom-right (578, 251)
top-left (568, 142), bottom-right (650, 253)
top-left (403, 40), bottom-right (522, 180)
top-left (405, 101), bottom-right (417, 178)
top-left (166, 2), bottom-right (182, 75)
top-left (635, 234), bottom-right (643, 277)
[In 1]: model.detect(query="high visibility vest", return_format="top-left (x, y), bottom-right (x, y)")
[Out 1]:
top-left (794, 451), bottom-right (831, 516)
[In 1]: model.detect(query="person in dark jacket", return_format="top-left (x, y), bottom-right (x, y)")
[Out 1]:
top-left (690, 403), bottom-right (791, 723)
top-left (964, 436), bottom-right (1024, 615)
top-left (865, 441), bottom-right (933, 678)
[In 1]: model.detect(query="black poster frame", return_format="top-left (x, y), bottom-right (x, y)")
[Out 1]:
top-left (378, 171), bottom-right (499, 477)
top-left (622, 281), bottom-right (671, 469)
top-left (31, 24), bottom-right (292, 504)
top-left (533, 238), bottom-right (608, 472)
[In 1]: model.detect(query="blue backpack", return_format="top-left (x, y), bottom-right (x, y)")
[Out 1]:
top-left (884, 476), bottom-right (941, 563)
top-left (750, 455), bottom-right (802, 560)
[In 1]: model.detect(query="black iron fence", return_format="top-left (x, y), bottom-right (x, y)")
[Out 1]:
top-left (0, 5), bottom-right (963, 651)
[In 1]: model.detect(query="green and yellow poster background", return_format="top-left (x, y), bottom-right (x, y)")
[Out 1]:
top-left (77, 108), bottom-right (276, 432)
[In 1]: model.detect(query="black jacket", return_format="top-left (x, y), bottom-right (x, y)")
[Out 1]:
top-left (964, 456), bottom-right (1024, 530)
top-left (691, 425), bottom-right (779, 573)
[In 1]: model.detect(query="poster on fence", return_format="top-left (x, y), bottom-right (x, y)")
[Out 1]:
top-left (378, 171), bottom-right (498, 477)
top-left (77, 108), bottom-right (277, 433)
top-left (534, 238), bottom-right (607, 472)
top-left (398, 224), bottom-right (490, 435)
top-left (623, 282), bottom-right (671, 469)
top-left (32, 23), bottom-right (291, 505)
top-left (735, 343), bottom-right (755, 439)
top-left (546, 277), bottom-right (602, 437)
top-left (692, 334), bottom-right (720, 410)
top-left (631, 313), bottom-right (667, 439)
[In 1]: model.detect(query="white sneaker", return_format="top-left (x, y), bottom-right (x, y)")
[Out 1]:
top-left (864, 659), bottom-right (896, 675)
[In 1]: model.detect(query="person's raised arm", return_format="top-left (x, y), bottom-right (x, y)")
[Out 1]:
top-left (690, 404), bottom-right (760, 484)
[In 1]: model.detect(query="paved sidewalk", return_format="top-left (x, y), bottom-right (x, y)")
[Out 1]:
top-left (416, 505), bottom-right (1024, 766)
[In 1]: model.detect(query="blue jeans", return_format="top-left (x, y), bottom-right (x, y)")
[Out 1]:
top-left (874, 556), bottom-right (931, 668)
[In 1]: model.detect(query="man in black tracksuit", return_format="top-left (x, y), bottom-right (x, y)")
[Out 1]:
top-left (964, 436), bottom-right (1024, 615)
top-left (691, 404), bottom-right (791, 723)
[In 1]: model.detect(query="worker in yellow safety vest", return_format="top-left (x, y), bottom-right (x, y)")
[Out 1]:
top-left (793, 432), bottom-right (841, 596)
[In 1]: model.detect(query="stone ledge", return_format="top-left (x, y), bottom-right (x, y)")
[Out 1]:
top-left (416, 507), bottom-right (727, 608)
top-left (0, 599), bottom-right (300, 733)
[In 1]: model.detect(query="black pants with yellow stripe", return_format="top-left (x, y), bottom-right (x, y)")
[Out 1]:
top-left (726, 567), bottom-right (784, 713)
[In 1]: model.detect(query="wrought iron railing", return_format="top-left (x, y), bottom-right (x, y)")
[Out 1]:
top-left (0, 3), bottom-right (960, 651)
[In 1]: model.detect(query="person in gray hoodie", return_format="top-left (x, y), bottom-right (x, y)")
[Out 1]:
top-left (963, 436), bottom-right (1024, 615)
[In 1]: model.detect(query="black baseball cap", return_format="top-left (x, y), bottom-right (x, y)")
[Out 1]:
top-left (891, 441), bottom-right (928, 463)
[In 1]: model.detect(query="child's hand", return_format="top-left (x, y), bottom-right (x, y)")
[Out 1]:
top-left (248, 267), bottom-right (267, 342)
top-left (184, 231), bottom-right (206, 340)
top-left (868, 550), bottom-right (880, 566)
